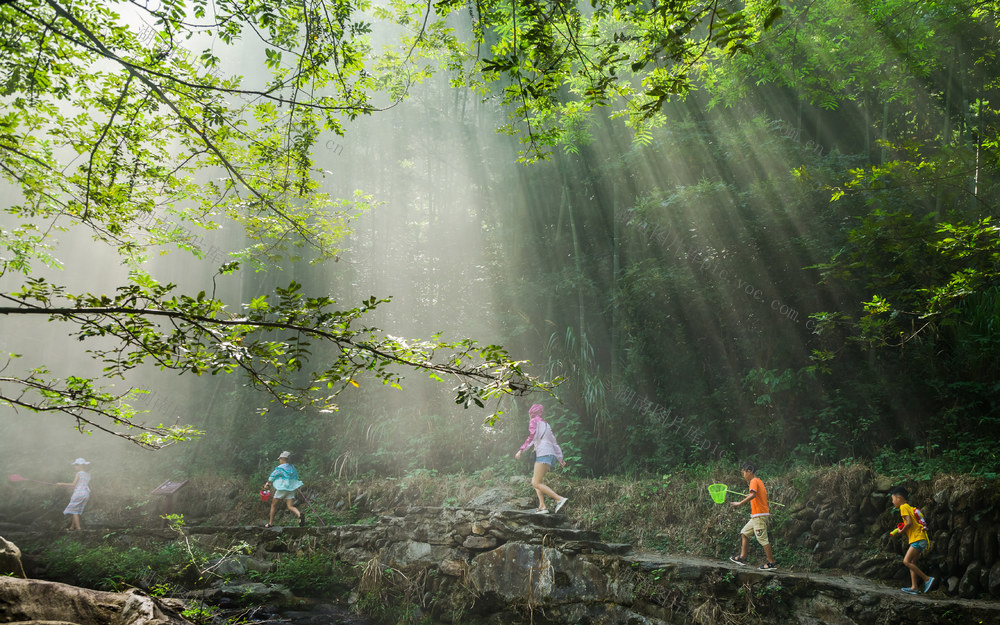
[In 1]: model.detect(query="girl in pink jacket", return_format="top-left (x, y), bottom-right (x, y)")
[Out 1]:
top-left (514, 404), bottom-right (569, 513)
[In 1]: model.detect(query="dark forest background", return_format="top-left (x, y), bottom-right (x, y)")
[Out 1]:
top-left (2, 0), bottom-right (998, 483)
top-left (175, 0), bottom-right (1000, 482)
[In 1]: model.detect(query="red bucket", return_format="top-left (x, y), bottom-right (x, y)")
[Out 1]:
top-left (260, 489), bottom-right (272, 502)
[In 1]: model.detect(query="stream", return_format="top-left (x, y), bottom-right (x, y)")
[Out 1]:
top-left (212, 600), bottom-right (374, 625)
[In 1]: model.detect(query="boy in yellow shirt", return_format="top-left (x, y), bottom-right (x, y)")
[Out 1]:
top-left (889, 486), bottom-right (934, 595)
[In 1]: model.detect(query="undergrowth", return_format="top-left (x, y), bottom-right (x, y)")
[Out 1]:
top-left (42, 538), bottom-right (196, 591)
top-left (258, 552), bottom-right (358, 597)
top-left (18, 459), bottom-right (997, 592)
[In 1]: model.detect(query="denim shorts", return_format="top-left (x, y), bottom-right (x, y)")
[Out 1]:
top-left (909, 539), bottom-right (928, 552)
top-left (535, 455), bottom-right (557, 466)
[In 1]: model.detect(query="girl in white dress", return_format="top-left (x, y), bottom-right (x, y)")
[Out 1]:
top-left (58, 458), bottom-right (92, 530)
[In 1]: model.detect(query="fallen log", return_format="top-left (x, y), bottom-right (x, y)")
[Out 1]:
top-left (0, 577), bottom-right (191, 625)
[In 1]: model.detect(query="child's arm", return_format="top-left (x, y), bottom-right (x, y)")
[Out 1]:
top-left (890, 512), bottom-right (913, 536)
top-left (515, 419), bottom-right (540, 458)
top-left (57, 473), bottom-right (81, 488)
top-left (731, 488), bottom-right (756, 507)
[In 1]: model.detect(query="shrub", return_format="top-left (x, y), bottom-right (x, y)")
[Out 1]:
top-left (261, 552), bottom-right (357, 597)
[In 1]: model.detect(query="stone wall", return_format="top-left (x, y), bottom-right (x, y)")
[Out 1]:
top-left (9, 504), bottom-right (1000, 625)
top-left (777, 471), bottom-right (1000, 599)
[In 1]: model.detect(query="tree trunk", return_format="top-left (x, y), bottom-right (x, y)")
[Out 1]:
top-left (0, 576), bottom-right (191, 625)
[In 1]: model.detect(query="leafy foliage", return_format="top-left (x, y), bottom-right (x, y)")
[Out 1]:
top-left (0, 274), bottom-right (540, 446)
top-left (2, 0), bottom-right (998, 477)
top-left (41, 538), bottom-right (194, 591)
top-left (0, 0), bottom-right (568, 445)
top-left (390, 0), bottom-right (782, 160)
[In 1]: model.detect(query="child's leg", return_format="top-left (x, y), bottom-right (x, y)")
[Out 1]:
top-left (763, 543), bottom-right (775, 564)
top-left (531, 462), bottom-right (555, 508)
top-left (285, 497), bottom-right (301, 519)
top-left (903, 545), bottom-right (928, 589)
top-left (70, 513), bottom-right (81, 530)
top-left (755, 519), bottom-right (775, 564)
top-left (268, 497), bottom-right (279, 525)
top-left (738, 519), bottom-right (754, 558)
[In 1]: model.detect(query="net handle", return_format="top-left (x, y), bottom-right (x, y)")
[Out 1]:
top-left (709, 483), bottom-right (786, 507)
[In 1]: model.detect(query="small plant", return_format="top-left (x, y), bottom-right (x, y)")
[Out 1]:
top-left (149, 582), bottom-right (173, 597)
top-left (181, 604), bottom-right (219, 625)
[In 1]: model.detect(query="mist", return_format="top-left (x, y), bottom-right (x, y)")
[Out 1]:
top-left (2, 0), bottom-right (997, 492)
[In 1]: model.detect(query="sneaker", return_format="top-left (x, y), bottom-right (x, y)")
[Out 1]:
top-left (729, 555), bottom-right (748, 566)
top-left (759, 562), bottom-right (778, 571)
top-left (554, 498), bottom-right (569, 513)
top-left (923, 577), bottom-right (935, 594)
top-left (534, 508), bottom-right (550, 514)
top-left (901, 588), bottom-right (919, 595)
top-left (299, 512), bottom-right (306, 527)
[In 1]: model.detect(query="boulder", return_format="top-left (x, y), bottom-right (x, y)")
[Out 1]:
top-left (953, 512), bottom-right (969, 531)
top-left (950, 485), bottom-right (973, 512)
top-left (205, 555), bottom-right (246, 578)
top-left (187, 582), bottom-right (292, 604)
top-left (946, 531), bottom-right (961, 574)
top-left (858, 495), bottom-right (877, 519)
top-left (466, 487), bottom-right (517, 510)
top-left (810, 518), bottom-right (829, 537)
top-left (946, 575), bottom-right (960, 595)
top-left (0, 536), bottom-right (24, 577)
top-left (439, 558), bottom-right (467, 576)
top-left (795, 507), bottom-right (819, 525)
top-left (959, 526), bottom-right (977, 569)
top-left (780, 519), bottom-right (809, 543)
top-left (382, 539), bottom-right (453, 568)
top-left (959, 561), bottom-right (983, 598)
top-left (989, 560), bottom-right (1000, 596)
top-left (981, 524), bottom-right (998, 567)
top-left (467, 542), bottom-right (632, 608)
top-left (463, 535), bottom-right (499, 551)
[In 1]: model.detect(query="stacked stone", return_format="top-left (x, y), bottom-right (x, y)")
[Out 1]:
top-left (926, 484), bottom-right (1000, 598)
top-left (779, 474), bottom-right (1000, 599)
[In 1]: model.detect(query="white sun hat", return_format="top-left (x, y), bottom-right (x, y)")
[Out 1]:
top-left (72, 458), bottom-right (91, 465)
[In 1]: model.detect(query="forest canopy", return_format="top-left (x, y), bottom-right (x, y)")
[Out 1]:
top-left (0, 0), bottom-right (998, 478)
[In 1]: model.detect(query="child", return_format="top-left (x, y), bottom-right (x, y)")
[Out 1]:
top-left (729, 462), bottom-right (777, 570)
top-left (514, 404), bottom-right (569, 514)
top-left (263, 451), bottom-right (305, 528)
top-left (57, 458), bottom-right (91, 531)
top-left (888, 486), bottom-right (934, 595)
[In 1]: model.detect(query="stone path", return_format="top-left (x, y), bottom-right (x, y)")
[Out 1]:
top-left (626, 550), bottom-right (1000, 614)
top-left (6, 516), bottom-right (1000, 624)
